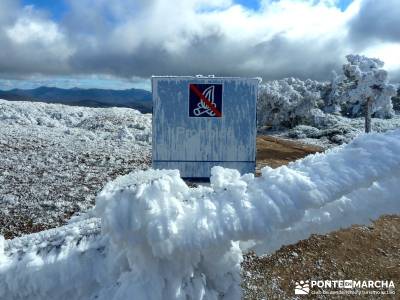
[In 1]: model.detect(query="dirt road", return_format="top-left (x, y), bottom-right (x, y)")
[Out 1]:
top-left (242, 215), bottom-right (399, 299)
top-left (256, 135), bottom-right (322, 172)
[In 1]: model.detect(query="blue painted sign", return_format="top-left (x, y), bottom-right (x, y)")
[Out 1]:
top-left (152, 76), bottom-right (259, 178)
top-left (189, 83), bottom-right (223, 117)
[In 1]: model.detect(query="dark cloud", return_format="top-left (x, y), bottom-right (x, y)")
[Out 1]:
top-left (65, 15), bottom-right (345, 81)
top-left (247, 35), bottom-right (345, 81)
top-left (69, 31), bottom-right (343, 81)
top-left (349, 0), bottom-right (400, 47)
top-left (389, 69), bottom-right (400, 83)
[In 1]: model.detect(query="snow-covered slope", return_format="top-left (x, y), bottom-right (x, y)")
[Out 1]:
top-left (0, 100), bottom-right (151, 238)
top-left (1, 129), bottom-right (399, 300)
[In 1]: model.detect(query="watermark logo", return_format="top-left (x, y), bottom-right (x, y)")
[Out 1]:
top-left (294, 279), bottom-right (396, 296)
top-left (295, 280), bottom-right (310, 295)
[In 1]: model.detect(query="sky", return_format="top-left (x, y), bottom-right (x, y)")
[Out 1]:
top-left (0, 0), bottom-right (399, 91)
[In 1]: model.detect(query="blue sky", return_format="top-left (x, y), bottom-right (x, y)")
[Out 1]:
top-left (236, 0), bottom-right (353, 11)
top-left (21, 0), bottom-right (68, 19)
top-left (235, 0), bottom-right (261, 10)
top-left (337, 0), bottom-right (354, 11)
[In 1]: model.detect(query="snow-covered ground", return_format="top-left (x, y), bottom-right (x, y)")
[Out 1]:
top-left (1, 128), bottom-right (400, 300)
top-left (0, 100), bottom-right (152, 238)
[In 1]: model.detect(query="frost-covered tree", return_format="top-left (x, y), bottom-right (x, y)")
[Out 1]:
top-left (257, 55), bottom-right (396, 131)
top-left (329, 55), bottom-right (396, 132)
top-left (257, 78), bottom-right (327, 128)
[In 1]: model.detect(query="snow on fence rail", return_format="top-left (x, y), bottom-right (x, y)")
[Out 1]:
top-left (1, 130), bottom-right (400, 299)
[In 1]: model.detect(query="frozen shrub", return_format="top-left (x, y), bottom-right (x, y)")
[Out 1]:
top-left (288, 125), bottom-right (320, 139)
top-left (257, 78), bottom-right (328, 129)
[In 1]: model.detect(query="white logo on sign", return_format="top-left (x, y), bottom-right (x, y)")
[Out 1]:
top-left (193, 85), bottom-right (217, 117)
top-left (295, 280), bottom-right (310, 295)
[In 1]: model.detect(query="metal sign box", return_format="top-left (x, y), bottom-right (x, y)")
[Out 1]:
top-left (152, 76), bottom-right (258, 178)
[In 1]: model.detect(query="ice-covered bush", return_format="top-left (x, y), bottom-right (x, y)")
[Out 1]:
top-left (287, 125), bottom-right (321, 139)
top-left (288, 121), bottom-right (357, 145)
top-left (288, 114), bottom-right (400, 146)
top-left (257, 78), bottom-right (328, 129)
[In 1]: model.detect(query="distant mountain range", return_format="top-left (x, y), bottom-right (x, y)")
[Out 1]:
top-left (0, 86), bottom-right (152, 113)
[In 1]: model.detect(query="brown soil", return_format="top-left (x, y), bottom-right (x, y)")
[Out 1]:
top-left (242, 215), bottom-right (399, 299)
top-left (256, 135), bottom-right (322, 172)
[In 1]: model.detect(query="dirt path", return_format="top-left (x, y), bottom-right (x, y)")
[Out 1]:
top-left (256, 135), bottom-right (322, 172)
top-left (242, 215), bottom-right (399, 299)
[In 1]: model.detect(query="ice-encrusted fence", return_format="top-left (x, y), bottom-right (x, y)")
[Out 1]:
top-left (1, 130), bottom-right (400, 299)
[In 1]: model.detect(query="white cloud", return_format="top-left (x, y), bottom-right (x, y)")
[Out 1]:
top-left (107, 0), bottom-right (354, 52)
top-left (363, 43), bottom-right (400, 71)
top-left (7, 17), bottom-right (62, 44)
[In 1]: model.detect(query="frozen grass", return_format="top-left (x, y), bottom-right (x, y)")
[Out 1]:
top-left (0, 100), bottom-right (152, 238)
